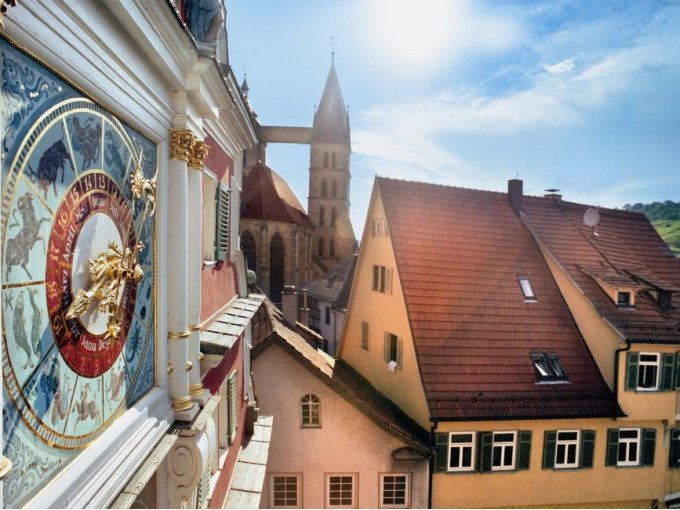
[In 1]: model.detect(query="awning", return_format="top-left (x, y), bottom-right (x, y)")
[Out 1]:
top-left (201, 294), bottom-right (265, 355)
top-left (224, 415), bottom-right (273, 509)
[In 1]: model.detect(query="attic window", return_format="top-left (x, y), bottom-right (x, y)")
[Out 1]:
top-left (531, 353), bottom-right (568, 383)
top-left (617, 292), bottom-right (631, 306)
top-left (518, 277), bottom-right (537, 301)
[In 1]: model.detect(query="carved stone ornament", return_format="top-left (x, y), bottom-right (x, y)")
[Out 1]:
top-left (188, 140), bottom-right (210, 169)
top-left (169, 129), bottom-right (195, 162)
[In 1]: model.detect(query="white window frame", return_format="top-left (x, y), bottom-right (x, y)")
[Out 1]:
top-left (491, 431), bottom-right (517, 471)
top-left (554, 430), bottom-right (580, 469)
top-left (518, 277), bottom-right (537, 301)
top-left (448, 432), bottom-right (476, 472)
top-left (326, 473), bottom-right (357, 509)
top-left (617, 428), bottom-right (641, 467)
top-left (270, 474), bottom-right (302, 509)
top-left (300, 394), bottom-right (321, 428)
top-left (379, 473), bottom-right (410, 509)
top-left (637, 353), bottom-right (660, 391)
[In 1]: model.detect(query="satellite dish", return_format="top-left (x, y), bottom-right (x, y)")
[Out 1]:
top-left (583, 208), bottom-right (600, 228)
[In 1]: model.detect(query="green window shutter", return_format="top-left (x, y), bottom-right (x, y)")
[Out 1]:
top-left (625, 352), bottom-right (639, 391)
top-left (606, 429), bottom-right (619, 467)
top-left (542, 431), bottom-right (556, 469)
top-left (580, 430), bottom-right (596, 468)
top-left (228, 370), bottom-right (239, 444)
top-left (517, 431), bottom-right (532, 470)
top-left (434, 433), bottom-right (449, 473)
top-left (675, 354), bottom-right (680, 390)
top-left (478, 432), bottom-right (493, 473)
top-left (396, 336), bottom-right (403, 370)
top-left (384, 333), bottom-right (390, 363)
top-left (641, 428), bottom-right (656, 467)
top-left (670, 429), bottom-right (680, 468)
top-left (214, 183), bottom-right (230, 261)
top-left (661, 353), bottom-right (675, 391)
top-left (373, 265), bottom-right (379, 291)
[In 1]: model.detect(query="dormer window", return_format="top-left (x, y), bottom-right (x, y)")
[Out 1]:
top-left (531, 353), bottom-right (568, 383)
top-left (518, 277), bottom-right (537, 301)
top-left (617, 292), bottom-right (631, 306)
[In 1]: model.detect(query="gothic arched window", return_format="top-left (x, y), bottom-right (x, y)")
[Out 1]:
top-left (323, 152), bottom-right (329, 168)
top-left (241, 230), bottom-right (257, 272)
top-left (321, 179), bottom-right (328, 198)
top-left (330, 237), bottom-right (336, 258)
top-left (331, 152), bottom-right (337, 169)
top-left (330, 207), bottom-right (337, 227)
top-left (318, 237), bottom-right (324, 257)
top-left (270, 233), bottom-right (285, 305)
top-left (319, 206), bottom-right (326, 226)
top-left (331, 180), bottom-right (337, 198)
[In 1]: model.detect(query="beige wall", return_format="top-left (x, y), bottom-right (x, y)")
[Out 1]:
top-left (339, 187), bottom-right (431, 428)
top-left (433, 417), bottom-right (680, 508)
top-left (253, 343), bottom-right (428, 508)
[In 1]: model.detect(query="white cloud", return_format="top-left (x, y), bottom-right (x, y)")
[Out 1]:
top-left (544, 58), bottom-right (575, 74)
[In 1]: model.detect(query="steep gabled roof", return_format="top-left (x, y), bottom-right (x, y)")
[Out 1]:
top-left (303, 253), bottom-right (358, 307)
top-left (376, 177), bottom-right (620, 421)
top-left (241, 162), bottom-right (313, 228)
top-left (252, 299), bottom-right (429, 453)
top-left (522, 197), bottom-right (680, 343)
top-left (311, 62), bottom-right (350, 144)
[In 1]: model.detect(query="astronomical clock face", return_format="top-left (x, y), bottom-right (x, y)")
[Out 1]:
top-left (1, 39), bottom-right (157, 507)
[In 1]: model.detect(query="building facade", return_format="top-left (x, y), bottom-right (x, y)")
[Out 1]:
top-left (0, 1), bottom-right (269, 507)
top-left (339, 177), bottom-right (680, 508)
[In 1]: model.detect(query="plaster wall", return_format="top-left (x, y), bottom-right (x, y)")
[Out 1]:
top-left (433, 418), bottom-right (680, 509)
top-left (339, 187), bottom-right (431, 428)
top-left (253, 343), bottom-right (428, 509)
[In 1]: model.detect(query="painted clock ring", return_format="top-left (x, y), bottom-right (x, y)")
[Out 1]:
top-left (1, 97), bottom-right (156, 452)
top-left (46, 172), bottom-right (137, 377)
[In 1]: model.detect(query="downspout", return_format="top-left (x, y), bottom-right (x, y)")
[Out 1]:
top-left (613, 338), bottom-right (632, 414)
top-left (429, 421), bottom-right (437, 509)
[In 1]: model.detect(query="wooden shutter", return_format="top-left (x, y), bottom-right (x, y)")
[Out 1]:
top-left (625, 352), bottom-right (639, 391)
top-left (434, 433), bottom-right (449, 473)
top-left (384, 332), bottom-right (390, 363)
top-left (384, 267), bottom-right (393, 294)
top-left (642, 428), bottom-right (656, 466)
top-left (228, 370), bottom-right (238, 444)
top-left (605, 429), bottom-right (619, 466)
top-left (373, 265), bottom-right (379, 291)
top-left (675, 354), bottom-right (680, 390)
top-left (661, 353), bottom-right (675, 391)
top-left (478, 432), bottom-right (493, 472)
top-left (670, 429), bottom-right (680, 468)
top-left (517, 431), bottom-right (532, 470)
top-left (361, 321), bottom-right (369, 350)
top-left (214, 183), bottom-right (230, 261)
top-left (580, 430), bottom-right (596, 468)
top-left (542, 431), bottom-right (556, 469)
top-left (396, 336), bottom-right (403, 370)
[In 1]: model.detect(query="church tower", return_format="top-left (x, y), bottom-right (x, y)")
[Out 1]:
top-left (308, 58), bottom-right (356, 270)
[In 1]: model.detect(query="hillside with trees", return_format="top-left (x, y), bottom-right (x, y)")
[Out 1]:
top-left (622, 200), bottom-right (680, 257)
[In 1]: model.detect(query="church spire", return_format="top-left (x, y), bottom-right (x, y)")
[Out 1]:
top-left (312, 55), bottom-right (350, 143)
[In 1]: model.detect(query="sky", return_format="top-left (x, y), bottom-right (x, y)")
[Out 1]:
top-left (227, 0), bottom-right (680, 234)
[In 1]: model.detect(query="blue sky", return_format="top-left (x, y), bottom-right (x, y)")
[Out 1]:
top-left (228, 0), bottom-right (680, 233)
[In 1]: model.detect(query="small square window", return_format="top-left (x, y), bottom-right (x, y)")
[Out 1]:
top-left (448, 433), bottom-right (476, 472)
top-left (380, 474), bottom-right (410, 508)
top-left (271, 474), bottom-right (302, 508)
top-left (617, 292), bottom-right (631, 306)
top-left (327, 474), bottom-right (356, 508)
top-left (518, 277), bottom-right (537, 301)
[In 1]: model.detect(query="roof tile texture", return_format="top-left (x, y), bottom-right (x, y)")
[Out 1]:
top-left (377, 178), bottom-right (619, 421)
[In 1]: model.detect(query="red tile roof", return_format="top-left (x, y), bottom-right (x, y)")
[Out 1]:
top-left (242, 162), bottom-right (313, 228)
top-left (522, 197), bottom-right (680, 343)
top-left (376, 177), bottom-right (620, 421)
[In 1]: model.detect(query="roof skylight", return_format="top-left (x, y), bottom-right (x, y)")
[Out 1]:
top-left (531, 353), bottom-right (568, 383)
top-left (518, 277), bottom-right (537, 301)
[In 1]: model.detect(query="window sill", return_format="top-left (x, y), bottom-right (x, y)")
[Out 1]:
top-left (203, 260), bottom-right (218, 267)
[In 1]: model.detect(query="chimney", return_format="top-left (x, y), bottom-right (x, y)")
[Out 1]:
top-left (544, 188), bottom-right (562, 201)
top-left (281, 285), bottom-right (298, 327)
top-left (508, 179), bottom-right (523, 215)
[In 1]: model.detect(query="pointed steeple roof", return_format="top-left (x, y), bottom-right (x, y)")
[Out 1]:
top-left (312, 61), bottom-right (350, 143)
